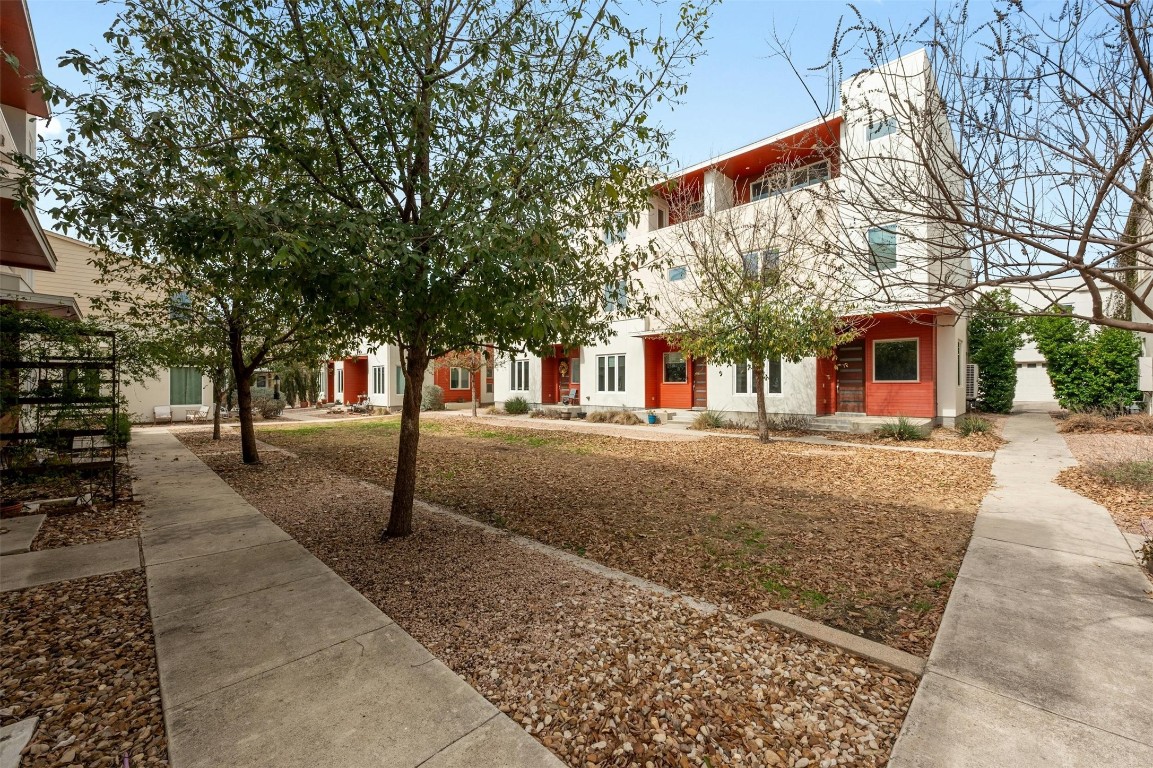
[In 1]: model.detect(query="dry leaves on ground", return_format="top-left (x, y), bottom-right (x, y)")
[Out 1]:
top-left (29, 501), bottom-right (141, 551)
top-left (1058, 432), bottom-right (1153, 534)
top-left (179, 439), bottom-right (916, 768)
top-left (0, 570), bottom-right (168, 767)
top-left (190, 418), bottom-right (991, 656)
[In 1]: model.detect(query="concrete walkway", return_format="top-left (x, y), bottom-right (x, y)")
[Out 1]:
top-left (889, 411), bottom-right (1153, 767)
top-left (134, 431), bottom-right (561, 768)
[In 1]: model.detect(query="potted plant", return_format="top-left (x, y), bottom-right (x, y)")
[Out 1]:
top-left (561, 410), bottom-right (572, 420)
top-left (646, 410), bottom-right (658, 425)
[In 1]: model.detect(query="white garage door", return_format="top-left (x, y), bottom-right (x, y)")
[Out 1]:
top-left (1014, 362), bottom-right (1056, 402)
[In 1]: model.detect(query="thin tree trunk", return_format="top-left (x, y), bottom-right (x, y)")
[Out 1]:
top-left (211, 370), bottom-right (223, 441)
top-left (754, 360), bottom-right (770, 443)
top-left (471, 371), bottom-right (478, 418)
top-left (236, 372), bottom-right (259, 464)
top-left (384, 348), bottom-right (428, 538)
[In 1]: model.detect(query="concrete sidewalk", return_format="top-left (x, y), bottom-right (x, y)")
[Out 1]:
top-left (134, 431), bottom-right (561, 768)
top-left (889, 411), bottom-right (1153, 767)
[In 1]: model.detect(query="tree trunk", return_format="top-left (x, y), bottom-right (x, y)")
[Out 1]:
top-left (235, 372), bottom-right (259, 464)
top-left (754, 360), bottom-right (770, 443)
top-left (384, 348), bottom-right (428, 538)
top-left (471, 373), bottom-right (478, 418)
top-left (211, 371), bottom-right (223, 441)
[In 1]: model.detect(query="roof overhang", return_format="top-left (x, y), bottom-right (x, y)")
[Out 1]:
top-left (0, 196), bottom-right (56, 271)
top-left (0, 288), bottom-right (81, 318)
top-left (0, 0), bottom-right (49, 118)
top-left (840, 306), bottom-right (959, 322)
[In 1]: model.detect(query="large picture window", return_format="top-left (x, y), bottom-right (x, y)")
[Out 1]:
top-left (874, 339), bottom-right (919, 382)
top-left (169, 367), bottom-right (202, 405)
top-left (597, 354), bottom-right (626, 392)
top-left (735, 359), bottom-right (782, 395)
top-left (663, 352), bottom-right (688, 383)
top-left (449, 367), bottom-right (470, 390)
top-left (510, 359), bottom-right (530, 391)
top-left (750, 160), bottom-right (830, 201)
top-left (372, 365), bottom-right (386, 394)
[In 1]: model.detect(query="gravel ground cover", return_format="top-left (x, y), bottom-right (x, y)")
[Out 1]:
top-left (177, 433), bottom-right (917, 767)
top-left (1058, 432), bottom-right (1153, 534)
top-left (203, 419), bottom-right (989, 656)
top-left (0, 570), bottom-right (168, 767)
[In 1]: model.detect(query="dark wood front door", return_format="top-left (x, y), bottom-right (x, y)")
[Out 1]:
top-left (692, 358), bottom-right (708, 409)
top-left (836, 340), bottom-right (866, 413)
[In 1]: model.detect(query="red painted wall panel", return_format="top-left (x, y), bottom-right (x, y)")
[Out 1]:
top-left (541, 358), bottom-right (558, 404)
top-left (343, 357), bottom-right (369, 405)
top-left (862, 317), bottom-right (936, 418)
top-left (816, 356), bottom-right (836, 415)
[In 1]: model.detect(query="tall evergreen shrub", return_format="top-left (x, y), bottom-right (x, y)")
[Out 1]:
top-left (1030, 310), bottom-right (1141, 411)
top-left (968, 290), bottom-right (1025, 413)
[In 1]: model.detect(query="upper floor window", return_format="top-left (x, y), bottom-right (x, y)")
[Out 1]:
top-left (735, 358), bottom-right (782, 395)
top-left (742, 249), bottom-right (780, 282)
top-left (866, 116), bottom-right (898, 141)
top-left (867, 227), bottom-right (898, 271)
top-left (602, 212), bottom-right (628, 244)
top-left (169, 291), bottom-right (192, 321)
top-left (656, 208), bottom-right (667, 229)
top-left (668, 265), bottom-right (687, 281)
top-left (603, 279), bottom-right (629, 313)
top-left (750, 160), bottom-right (829, 201)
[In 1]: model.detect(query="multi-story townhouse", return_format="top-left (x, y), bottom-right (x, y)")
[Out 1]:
top-left (0, 0), bottom-right (74, 318)
top-left (320, 343), bottom-right (495, 410)
top-left (494, 51), bottom-right (972, 426)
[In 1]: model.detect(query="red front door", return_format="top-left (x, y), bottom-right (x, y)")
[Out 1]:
top-left (691, 358), bottom-right (708, 408)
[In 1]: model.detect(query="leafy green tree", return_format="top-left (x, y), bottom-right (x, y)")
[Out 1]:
top-left (1030, 310), bottom-right (1142, 412)
top-left (659, 185), bottom-right (861, 442)
top-left (36, 0), bottom-right (712, 536)
top-left (968, 290), bottom-right (1024, 414)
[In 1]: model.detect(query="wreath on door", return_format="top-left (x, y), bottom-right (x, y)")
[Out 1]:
top-left (558, 361), bottom-right (569, 377)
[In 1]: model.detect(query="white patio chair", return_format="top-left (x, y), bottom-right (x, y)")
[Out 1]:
top-left (186, 405), bottom-right (210, 423)
top-left (153, 405), bottom-right (173, 425)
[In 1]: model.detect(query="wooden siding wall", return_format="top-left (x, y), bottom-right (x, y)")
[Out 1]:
top-left (434, 365), bottom-right (481, 403)
top-left (863, 316), bottom-right (936, 418)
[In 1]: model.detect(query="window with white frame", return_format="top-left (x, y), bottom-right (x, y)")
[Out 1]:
top-left (867, 227), bottom-right (898, 271)
top-left (485, 365), bottom-right (493, 394)
top-left (510, 359), bottom-right (530, 391)
top-left (750, 160), bottom-right (830, 201)
top-left (597, 354), bottom-right (626, 392)
top-left (663, 352), bottom-right (687, 383)
top-left (603, 280), bottom-right (629, 313)
top-left (395, 365), bottom-right (405, 395)
top-left (668, 265), bottom-right (687, 281)
top-left (602, 213), bottom-right (628, 244)
top-left (570, 357), bottom-right (580, 384)
top-left (449, 367), bottom-right (470, 390)
top-left (335, 369), bottom-right (344, 398)
top-left (866, 116), bottom-right (898, 141)
top-left (735, 358), bottom-right (782, 395)
top-left (874, 339), bottom-right (919, 382)
top-left (372, 365), bottom-right (386, 394)
top-left (742, 249), bottom-right (780, 281)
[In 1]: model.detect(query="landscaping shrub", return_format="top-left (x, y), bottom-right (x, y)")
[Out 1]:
top-left (1139, 524), bottom-right (1153, 575)
top-left (485, 406), bottom-right (504, 415)
top-left (1030, 311), bottom-right (1141, 411)
top-left (104, 412), bottom-right (132, 448)
top-left (253, 396), bottom-right (286, 419)
top-left (691, 410), bottom-right (728, 430)
top-left (1087, 460), bottom-right (1153, 488)
top-left (968, 289), bottom-right (1026, 413)
top-left (503, 396), bottom-right (529, 415)
top-left (530, 408), bottom-right (565, 419)
top-left (955, 414), bottom-right (992, 436)
top-left (422, 384), bottom-right (446, 411)
top-left (1059, 412), bottom-right (1153, 434)
top-left (876, 416), bottom-right (928, 441)
top-left (586, 409), bottom-right (642, 425)
top-left (764, 413), bottom-right (811, 431)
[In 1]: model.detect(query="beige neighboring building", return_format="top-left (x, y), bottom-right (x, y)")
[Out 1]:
top-left (36, 232), bottom-right (210, 422)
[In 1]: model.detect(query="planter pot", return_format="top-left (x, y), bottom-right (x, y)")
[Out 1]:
top-left (561, 411), bottom-right (572, 420)
top-left (646, 413), bottom-right (657, 425)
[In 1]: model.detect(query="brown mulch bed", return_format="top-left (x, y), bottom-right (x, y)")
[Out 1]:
top-left (177, 439), bottom-right (916, 767)
top-left (26, 501), bottom-right (142, 551)
top-left (1055, 412), bottom-right (1153, 435)
top-left (186, 418), bottom-right (990, 656)
top-left (1058, 433), bottom-right (1153, 534)
top-left (0, 570), bottom-right (168, 767)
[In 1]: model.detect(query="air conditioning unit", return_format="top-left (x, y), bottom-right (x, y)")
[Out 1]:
top-left (965, 363), bottom-right (980, 401)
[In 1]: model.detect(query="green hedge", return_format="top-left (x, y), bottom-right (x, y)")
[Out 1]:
top-left (1030, 312), bottom-right (1141, 411)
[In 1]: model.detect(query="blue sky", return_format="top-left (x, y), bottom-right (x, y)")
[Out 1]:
top-left (28, 0), bottom-right (960, 169)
